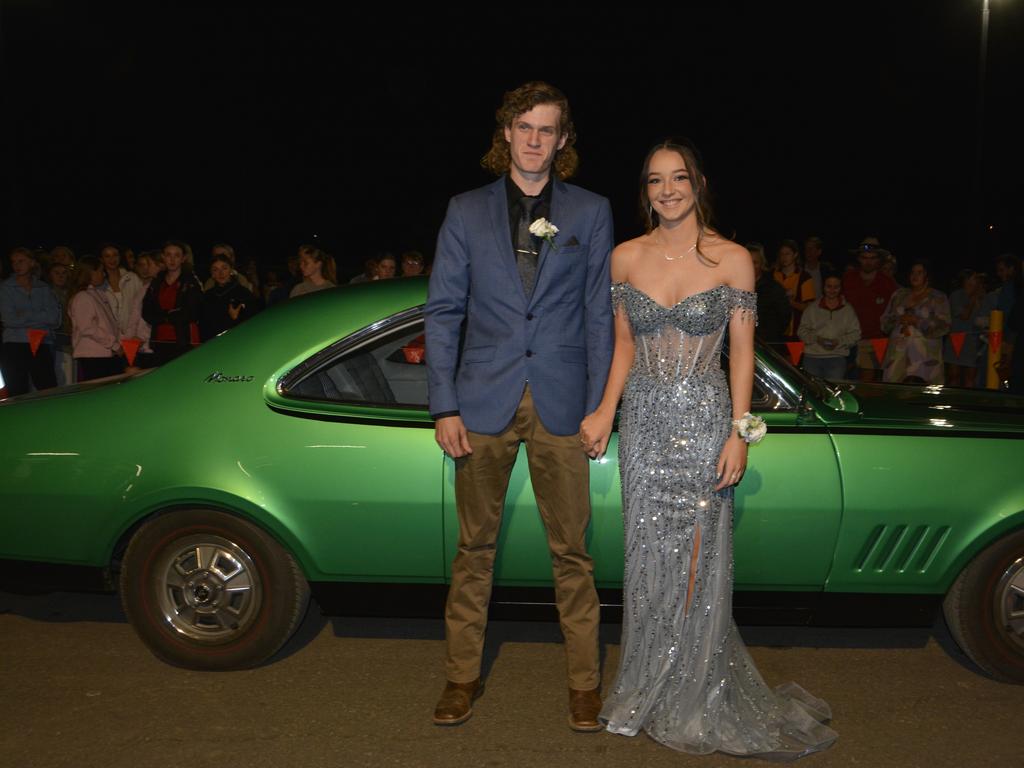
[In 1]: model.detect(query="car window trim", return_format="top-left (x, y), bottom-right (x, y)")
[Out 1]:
top-left (277, 305), bottom-right (426, 402)
top-left (277, 303), bottom-right (799, 415)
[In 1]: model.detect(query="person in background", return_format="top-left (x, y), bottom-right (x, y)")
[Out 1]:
top-left (242, 258), bottom-right (262, 300)
top-left (202, 244), bottom-right (254, 292)
top-left (262, 267), bottom-right (282, 303)
top-left (747, 242), bottom-right (790, 348)
top-left (843, 237), bottom-right (898, 381)
top-left (46, 262), bottom-right (71, 309)
top-left (123, 248), bottom-right (135, 273)
top-left (772, 238), bottom-right (815, 337)
top-left (268, 251), bottom-right (302, 304)
top-left (880, 252), bottom-right (900, 286)
top-left (880, 258), bottom-right (951, 384)
top-left (125, 252), bottom-right (160, 369)
top-left (133, 249), bottom-right (164, 280)
top-left (944, 270), bottom-right (995, 387)
top-left (349, 257), bottom-right (378, 284)
top-left (798, 273), bottom-right (860, 380)
top-left (49, 245), bottom-right (75, 269)
top-left (46, 261), bottom-right (73, 385)
top-left (142, 240), bottom-right (203, 366)
top-left (802, 236), bottom-right (832, 300)
top-left (68, 255), bottom-right (124, 381)
top-left (1, 247), bottom-right (61, 395)
top-left (990, 253), bottom-right (1022, 386)
top-left (98, 243), bottom-right (144, 342)
top-left (374, 252), bottom-right (397, 280)
top-left (401, 250), bottom-right (426, 277)
top-left (200, 253), bottom-right (259, 340)
top-left (1008, 276), bottom-right (1024, 394)
top-left (289, 245), bottom-right (336, 297)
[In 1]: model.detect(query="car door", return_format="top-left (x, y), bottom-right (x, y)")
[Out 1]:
top-left (265, 309), bottom-right (446, 582)
top-left (733, 357), bottom-right (843, 590)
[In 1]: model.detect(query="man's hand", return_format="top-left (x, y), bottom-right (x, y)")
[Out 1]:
top-left (435, 415), bottom-right (473, 458)
top-left (579, 407), bottom-right (614, 459)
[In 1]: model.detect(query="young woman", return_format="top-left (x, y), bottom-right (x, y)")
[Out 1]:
top-left (141, 241), bottom-right (203, 366)
top-left (98, 243), bottom-right (144, 340)
top-left (288, 245), bottom-right (336, 297)
top-left (772, 239), bottom-right (815, 337)
top-left (580, 140), bottom-right (836, 758)
top-left (68, 255), bottom-right (124, 381)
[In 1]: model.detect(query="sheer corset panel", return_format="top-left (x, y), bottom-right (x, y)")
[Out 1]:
top-left (611, 283), bottom-right (757, 385)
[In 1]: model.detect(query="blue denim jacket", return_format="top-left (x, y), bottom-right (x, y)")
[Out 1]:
top-left (0, 275), bottom-right (62, 344)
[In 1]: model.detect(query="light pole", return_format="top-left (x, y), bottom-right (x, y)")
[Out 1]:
top-left (972, 0), bottom-right (990, 262)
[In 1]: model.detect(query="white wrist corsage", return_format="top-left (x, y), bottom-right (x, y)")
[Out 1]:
top-left (529, 217), bottom-right (559, 248)
top-left (733, 412), bottom-right (767, 444)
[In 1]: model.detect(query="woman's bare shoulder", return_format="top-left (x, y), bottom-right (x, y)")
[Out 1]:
top-left (704, 235), bottom-right (754, 290)
top-left (611, 234), bottom-right (654, 282)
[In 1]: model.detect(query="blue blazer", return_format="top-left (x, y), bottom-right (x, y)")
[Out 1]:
top-left (425, 176), bottom-right (614, 436)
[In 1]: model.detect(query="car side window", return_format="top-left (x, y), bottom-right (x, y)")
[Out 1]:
top-left (286, 321), bottom-right (428, 408)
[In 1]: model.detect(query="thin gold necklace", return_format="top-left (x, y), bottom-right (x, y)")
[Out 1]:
top-left (657, 230), bottom-right (698, 261)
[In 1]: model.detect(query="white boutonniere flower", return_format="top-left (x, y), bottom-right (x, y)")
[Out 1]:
top-left (529, 218), bottom-right (559, 249)
top-left (732, 412), bottom-right (767, 445)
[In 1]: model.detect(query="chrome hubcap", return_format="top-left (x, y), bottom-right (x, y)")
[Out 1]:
top-left (155, 534), bottom-right (262, 643)
top-left (996, 556), bottom-right (1024, 651)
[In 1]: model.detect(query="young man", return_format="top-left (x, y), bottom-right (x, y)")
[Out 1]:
top-left (424, 82), bottom-right (614, 731)
top-left (842, 237), bottom-right (898, 381)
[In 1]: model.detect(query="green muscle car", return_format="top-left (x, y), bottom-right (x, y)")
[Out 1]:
top-left (2, 278), bottom-right (1023, 682)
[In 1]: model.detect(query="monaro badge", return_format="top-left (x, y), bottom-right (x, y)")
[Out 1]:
top-left (205, 372), bottom-right (255, 383)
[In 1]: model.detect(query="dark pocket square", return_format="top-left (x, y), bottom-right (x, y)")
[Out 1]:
top-left (565, 236), bottom-right (580, 247)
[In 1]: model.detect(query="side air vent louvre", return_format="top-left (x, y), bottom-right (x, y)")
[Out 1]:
top-left (853, 525), bottom-right (950, 574)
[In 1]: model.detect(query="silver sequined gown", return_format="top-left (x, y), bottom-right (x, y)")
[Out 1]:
top-left (600, 283), bottom-right (838, 760)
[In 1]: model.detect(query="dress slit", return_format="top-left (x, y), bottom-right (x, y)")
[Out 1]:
top-left (685, 524), bottom-right (701, 617)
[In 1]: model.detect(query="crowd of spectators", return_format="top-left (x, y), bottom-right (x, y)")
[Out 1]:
top-left (0, 242), bottom-right (430, 397)
top-left (1, 236), bottom-right (1020, 397)
top-left (746, 236), bottom-right (1022, 393)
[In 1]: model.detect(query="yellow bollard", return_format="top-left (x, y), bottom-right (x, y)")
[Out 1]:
top-left (986, 310), bottom-right (1004, 389)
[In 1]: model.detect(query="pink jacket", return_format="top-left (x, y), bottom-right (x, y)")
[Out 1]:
top-left (70, 286), bottom-right (120, 358)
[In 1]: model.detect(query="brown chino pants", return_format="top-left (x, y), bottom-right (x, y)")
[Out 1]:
top-left (445, 385), bottom-right (601, 691)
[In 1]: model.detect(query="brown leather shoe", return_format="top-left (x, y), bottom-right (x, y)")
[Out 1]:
top-left (432, 679), bottom-right (483, 726)
top-left (568, 687), bottom-right (604, 732)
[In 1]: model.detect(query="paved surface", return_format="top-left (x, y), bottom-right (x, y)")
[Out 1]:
top-left (2, 591), bottom-right (1023, 768)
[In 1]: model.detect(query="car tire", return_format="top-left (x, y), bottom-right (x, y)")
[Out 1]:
top-left (943, 528), bottom-right (1024, 683)
top-left (120, 508), bottom-right (310, 670)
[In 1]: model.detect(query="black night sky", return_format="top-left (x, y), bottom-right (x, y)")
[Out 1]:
top-left (2, 2), bottom-right (1022, 284)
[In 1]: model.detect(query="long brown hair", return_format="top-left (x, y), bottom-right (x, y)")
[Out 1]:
top-left (66, 254), bottom-right (101, 327)
top-left (480, 81), bottom-right (579, 180)
top-left (639, 138), bottom-right (718, 266)
top-left (298, 245), bottom-right (336, 284)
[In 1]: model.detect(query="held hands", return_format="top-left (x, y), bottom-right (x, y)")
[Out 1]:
top-left (715, 433), bottom-right (748, 491)
top-left (228, 302), bottom-right (245, 321)
top-left (435, 415), bottom-right (473, 458)
top-left (579, 408), bottom-right (614, 459)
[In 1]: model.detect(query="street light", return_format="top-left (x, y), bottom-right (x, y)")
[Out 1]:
top-left (972, 0), bottom-right (990, 262)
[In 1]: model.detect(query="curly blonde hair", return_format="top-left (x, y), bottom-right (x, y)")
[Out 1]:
top-left (481, 81), bottom-right (579, 180)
